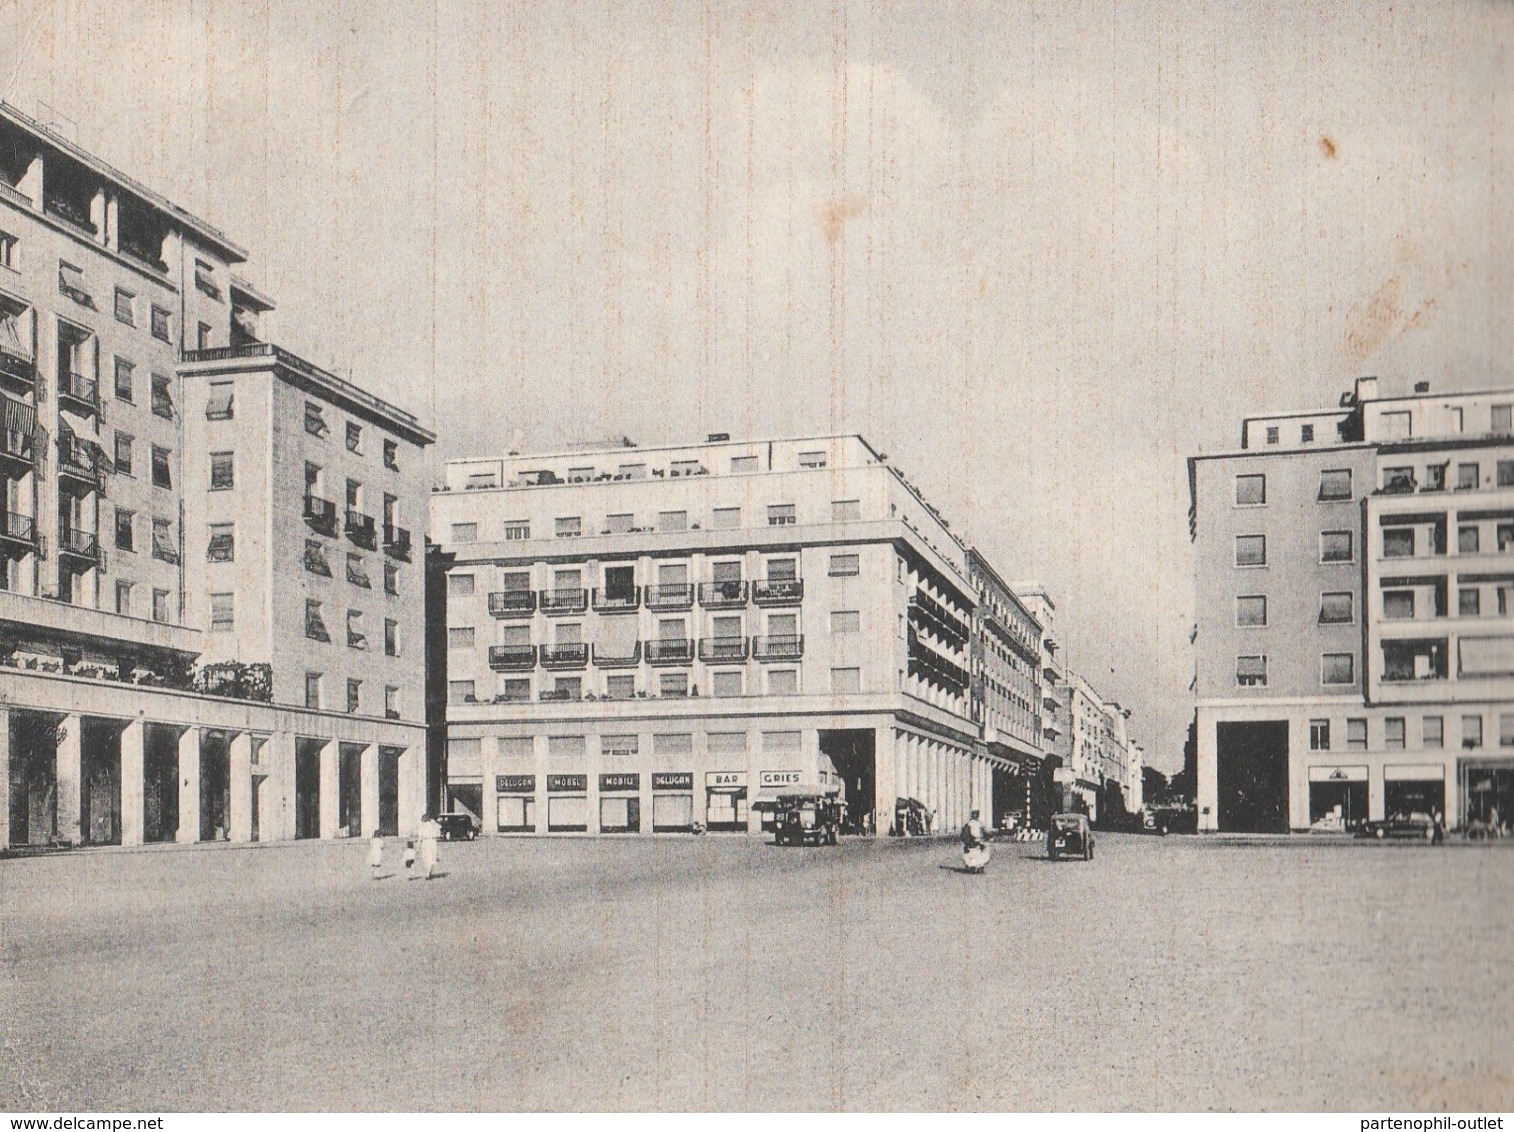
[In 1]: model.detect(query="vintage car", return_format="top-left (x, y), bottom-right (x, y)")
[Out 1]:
top-left (1359, 811), bottom-right (1435, 841)
top-left (773, 792), bottom-right (845, 846)
top-left (437, 812), bottom-right (480, 841)
top-left (1047, 812), bottom-right (1094, 861)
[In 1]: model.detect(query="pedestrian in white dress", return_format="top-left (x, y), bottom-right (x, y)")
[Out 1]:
top-left (367, 831), bottom-right (384, 879)
top-left (417, 814), bottom-right (440, 880)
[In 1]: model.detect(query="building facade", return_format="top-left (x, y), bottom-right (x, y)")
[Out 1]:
top-left (0, 103), bottom-right (433, 849)
top-left (1190, 375), bottom-right (1514, 833)
top-left (431, 433), bottom-right (1016, 837)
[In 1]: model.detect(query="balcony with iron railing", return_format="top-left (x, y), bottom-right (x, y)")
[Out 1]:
top-left (58, 526), bottom-right (105, 569)
top-left (752, 634), bottom-right (805, 661)
top-left (488, 644), bottom-right (537, 671)
top-left (591, 641), bottom-right (642, 668)
top-left (592, 586), bottom-right (640, 613)
top-left (57, 369), bottom-right (101, 418)
top-left (645, 639), bottom-right (695, 665)
top-left (304, 495), bottom-right (338, 537)
top-left (488, 590), bottom-right (537, 617)
top-left (698, 580), bottom-right (749, 608)
top-left (345, 510), bottom-right (377, 550)
top-left (540, 588), bottom-right (589, 615)
top-left (0, 422), bottom-right (35, 468)
top-left (382, 524), bottom-right (412, 561)
top-left (752, 579), bottom-right (804, 606)
top-left (644, 583), bottom-right (694, 610)
top-left (699, 636), bottom-right (750, 662)
top-left (539, 643), bottom-right (589, 669)
top-left (0, 512), bottom-right (38, 550)
top-left (57, 435), bottom-right (105, 490)
top-left (0, 347), bottom-right (36, 394)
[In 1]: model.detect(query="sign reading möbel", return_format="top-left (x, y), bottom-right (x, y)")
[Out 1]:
top-left (547, 774), bottom-right (587, 792)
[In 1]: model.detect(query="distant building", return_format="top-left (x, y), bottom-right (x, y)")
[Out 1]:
top-left (1189, 375), bottom-right (1514, 833)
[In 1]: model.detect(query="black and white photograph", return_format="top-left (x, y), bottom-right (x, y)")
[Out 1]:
top-left (0, 0), bottom-right (1510, 1118)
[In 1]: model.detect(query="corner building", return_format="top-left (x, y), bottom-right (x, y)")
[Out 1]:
top-left (1190, 375), bottom-right (1514, 833)
top-left (432, 434), bottom-right (1010, 837)
top-left (0, 104), bottom-right (433, 849)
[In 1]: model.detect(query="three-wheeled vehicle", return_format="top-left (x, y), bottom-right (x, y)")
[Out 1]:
top-left (773, 791), bottom-right (846, 846)
top-left (1047, 812), bottom-right (1094, 861)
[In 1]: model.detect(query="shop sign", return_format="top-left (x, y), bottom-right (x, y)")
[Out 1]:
top-left (599, 773), bottom-right (641, 792)
top-left (759, 770), bottom-right (803, 789)
top-left (547, 774), bottom-right (587, 793)
top-left (652, 772), bottom-right (693, 791)
top-left (496, 775), bottom-right (535, 794)
top-left (706, 771), bottom-right (748, 789)
top-left (1052, 768), bottom-right (1075, 784)
top-left (1307, 766), bottom-right (1368, 783)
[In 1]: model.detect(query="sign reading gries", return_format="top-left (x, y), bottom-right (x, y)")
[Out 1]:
top-left (759, 770), bottom-right (803, 789)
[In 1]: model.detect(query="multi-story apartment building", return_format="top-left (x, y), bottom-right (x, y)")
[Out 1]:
top-left (431, 433), bottom-right (1016, 838)
top-left (1190, 374), bottom-right (1514, 833)
top-left (1007, 582), bottom-right (1067, 823)
top-left (0, 103), bottom-right (432, 849)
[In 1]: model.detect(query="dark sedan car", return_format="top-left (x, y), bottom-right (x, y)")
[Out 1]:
top-left (1047, 813), bottom-right (1094, 861)
top-left (1359, 811), bottom-right (1435, 841)
top-left (437, 812), bottom-right (480, 841)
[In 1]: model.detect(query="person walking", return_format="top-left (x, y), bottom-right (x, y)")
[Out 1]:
top-left (960, 809), bottom-right (991, 874)
top-left (417, 813), bottom-right (441, 880)
top-left (367, 830), bottom-right (385, 878)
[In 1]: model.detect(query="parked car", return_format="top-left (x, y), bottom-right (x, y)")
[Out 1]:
top-left (1359, 811), bottom-right (1435, 841)
top-left (437, 812), bottom-right (480, 841)
top-left (1047, 813), bottom-right (1094, 861)
top-left (773, 792), bottom-right (845, 846)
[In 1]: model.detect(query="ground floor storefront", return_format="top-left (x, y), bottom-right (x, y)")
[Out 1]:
top-left (0, 670), bottom-right (427, 849)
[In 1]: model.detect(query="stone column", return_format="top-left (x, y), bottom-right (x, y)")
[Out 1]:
top-left (228, 732), bottom-right (253, 843)
top-left (359, 744), bottom-right (380, 839)
top-left (55, 713), bottom-right (82, 844)
top-left (871, 724), bottom-right (894, 838)
top-left (0, 708), bottom-right (10, 849)
top-left (318, 740), bottom-right (339, 840)
top-left (268, 731), bottom-right (297, 842)
top-left (397, 747), bottom-right (419, 836)
top-left (120, 720), bottom-right (145, 847)
top-left (176, 727), bottom-right (201, 844)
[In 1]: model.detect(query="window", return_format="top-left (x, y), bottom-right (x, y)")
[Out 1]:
top-left (1309, 719), bottom-right (1330, 751)
top-left (347, 679), bottom-right (362, 714)
top-left (660, 672), bottom-right (689, 697)
top-left (382, 438), bottom-right (399, 471)
top-left (304, 402), bottom-right (328, 438)
top-left (194, 259), bottom-right (220, 300)
top-left (152, 518), bottom-right (176, 562)
top-left (347, 609), bottom-right (367, 650)
top-left (1501, 714), bottom-right (1514, 748)
top-left (196, 322), bottom-right (212, 351)
top-left (113, 432), bottom-right (133, 475)
top-left (1318, 469), bottom-right (1352, 501)
top-left (1423, 716), bottom-right (1444, 749)
top-left (1425, 463), bottom-right (1447, 491)
top-left (1321, 531), bottom-right (1353, 563)
top-left (829, 553), bottom-right (860, 577)
top-left (831, 610), bottom-right (860, 633)
top-left (1235, 535), bottom-right (1266, 567)
top-left (553, 676), bottom-right (583, 700)
top-left (1383, 466), bottom-right (1416, 493)
top-left (658, 510), bottom-right (687, 532)
top-left (606, 513), bottom-right (634, 534)
top-left (111, 287), bottom-right (135, 326)
top-left (449, 679), bottom-right (476, 705)
top-left (304, 539), bottom-right (331, 576)
top-left (1234, 474), bottom-right (1266, 506)
top-left (768, 504), bottom-right (796, 526)
top-left (449, 627), bottom-right (474, 650)
top-left (1235, 595), bottom-right (1267, 627)
top-left (384, 618), bottom-right (399, 657)
top-left (712, 507), bottom-right (740, 529)
top-left (114, 357), bottom-right (134, 401)
top-left (731, 455), bottom-right (758, 474)
top-left (1347, 718), bottom-right (1367, 750)
top-left (1383, 528), bottom-right (1415, 558)
top-left (1462, 715), bottom-right (1483, 749)
top-left (767, 558), bottom-right (797, 582)
top-left (207, 523), bottom-right (234, 563)
top-left (384, 686), bottom-right (399, 719)
top-left (830, 667), bottom-right (861, 694)
top-left (503, 520), bottom-right (530, 540)
top-left (58, 261), bottom-right (90, 305)
top-left (1382, 591), bottom-right (1414, 619)
top-left (1460, 525), bottom-right (1480, 554)
top-left (1494, 405), bottom-right (1512, 434)
top-left (1322, 653), bottom-right (1355, 685)
top-left (1319, 592), bottom-right (1354, 624)
top-left (210, 592), bottom-right (234, 632)
top-left (114, 581), bottom-right (132, 616)
top-left (602, 734), bottom-right (639, 758)
top-left (1384, 717), bottom-right (1406, 750)
top-left (384, 561), bottom-right (399, 596)
top-left (799, 451), bottom-right (828, 468)
top-left (1499, 460), bottom-right (1514, 488)
top-left (152, 588), bottom-right (170, 624)
top-left (713, 671), bottom-right (743, 697)
top-left (305, 673), bottom-right (323, 709)
top-left (206, 383), bottom-right (233, 420)
top-left (149, 372), bottom-right (173, 419)
top-left (0, 230), bottom-right (14, 269)
top-left (605, 675), bottom-right (635, 699)
top-left (1265, 426), bottom-right (1279, 445)
top-left (832, 499), bottom-right (862, 522)
top-left (500, 677), bottom-right (533, 702)
top-left (151, 445), bottom-right (171, 489)
top-left (555, 516), bottom-right (582, 538)
top-left (1236, 656), bottom-right (1267, 687)
top-left (305, 599), bottom-right (329, 642)
top-left (1301, 424), bottom-right (1314, 443)
top-left (346, 421), bottom-right (363, 453)
top-left (767, 669), bottom-right (799, 695)
top-left (450, 523), bottom-right (478, 543)
top-left (1458, 462), bottom-right (1480, 490)
top-left (114, 508), bottom-right (134, 552)
top-left (1459, 588), bottom-right (1481, 617)
top-left (209, 451), bottom-right (234, 490)
top-left (346, 552), bottom-right (371, 589)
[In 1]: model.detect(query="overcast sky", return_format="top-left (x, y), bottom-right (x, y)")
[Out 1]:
top-left (4, 0), bottom-right (1510, 771)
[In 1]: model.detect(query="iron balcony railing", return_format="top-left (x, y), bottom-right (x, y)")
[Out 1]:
top-left (0, 512), bottom-right (37, 547)
top-left (304, 494), bottom-right (338, 537)
top-left (698, 580), bottom-right (749, 608)
top-left (57, 436), bottom-right (105, 488)
top-left (488, 644), bottom-right (537, 671)
top-left (644, 583), bottom-right (695, 609)
top-left (752, 579), bottom-right (804, 605)
top-left (58, 370), bottom-right (100, 414)
top-left (488, 590), bottom-right (537, 617)
top-left (58, 526), bottom-right (103, 564)
top-left (539, 643), bottom-right (589, 669)
top-left (0, 347), bottom-right (36, 391)
top-left (345, 510), bottom-right (377, 549)
top-left (0, 424), bottom-right (35, 466)
top-left (382, 524), bottom-right (412, 561)
top-left (645, 639), bottom-right (695, 665)
top-left (591, 642), bottom-right (642, 668)
top-left (752, 634), bottom-right (805, 661)
top-left (591, 586), bottom-right (641, 613)
top-left (699, 637), bottom-right (750, 662)
top-left (540, 588), bottom-right (589, 615)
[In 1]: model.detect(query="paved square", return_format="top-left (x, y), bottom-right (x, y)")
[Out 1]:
top-left (2, 834), bottom-right (1509, 1111)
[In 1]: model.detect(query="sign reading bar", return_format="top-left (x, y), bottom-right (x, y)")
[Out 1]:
top-left (496, 775), bottom-right (535, 794)
top-left (706, 771), bottom-right (748, 788)
top-left (547, 774), bottom-right (587, 793)
top-left (759, 770), bottom-right (803, 789)
top-left (599, 773), bottom-right (641, 792)
top-left (652, 772), bottom-right (693, 791)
